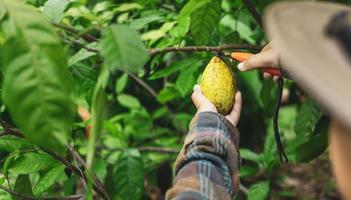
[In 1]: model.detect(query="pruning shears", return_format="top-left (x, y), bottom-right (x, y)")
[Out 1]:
top-left (221, 51), bottom-right (289, 164)
top-left (221, 52), bottom-right (285, 77)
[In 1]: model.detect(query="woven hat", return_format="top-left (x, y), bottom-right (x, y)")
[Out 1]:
top-left (264, 1), bottom-right (351, 129)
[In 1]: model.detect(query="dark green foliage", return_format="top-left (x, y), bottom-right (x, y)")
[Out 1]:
top-left (0, 0), bottom-right (342, 199)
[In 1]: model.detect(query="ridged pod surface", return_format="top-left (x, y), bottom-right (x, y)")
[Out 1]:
top-left (200, 56), bottom-right (236, 115)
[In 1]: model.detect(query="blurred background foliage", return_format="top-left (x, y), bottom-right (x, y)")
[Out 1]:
top-left (0, 0), bottom-right (346, 199)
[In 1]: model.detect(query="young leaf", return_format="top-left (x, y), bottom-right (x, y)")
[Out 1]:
top-left (33, 165), bottom-right (65, 195)
top-left (157, 86), bottom-right (180, 104)
top-left (13, 175), bottom-right (32, 200)
top-left (115, 73), bottom-right (129, 93)
top-left (68, 42), bottom-right (98, 67)
top-left (190, 0), bottom-right (221, 45)
top-left (176, 66), bottom-right (198, 97)
top-left (43, 0), bottom-right (70, 22)
top-left (101, 25), bottom-right (148, 73)
top-left (248, 181), bottom-right (270, 200)
top-left (8, 152), bottom-right (56, 174)
top-left (114, 149), bottom-right (144, 200)
top-left (117, 94), bottom-right (141, 109)
top-left (0, 0), bottom-right (75, 155)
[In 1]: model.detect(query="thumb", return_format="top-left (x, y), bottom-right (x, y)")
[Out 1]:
top-left (191, 85), bottom-right (210, 109)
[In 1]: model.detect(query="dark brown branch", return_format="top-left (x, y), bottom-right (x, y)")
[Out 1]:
top-left (64, 39), bottom-right (99, 53)
top-left (0, 120), bottom-right (110, 200)
top-left (148, 44), bottom-right (262, 55)
top-left (123, 70), bottom-right (157, 98)
top-left (51, 22), bottom-right (98, 42)
top-left (242, 0), bottom-right (263, 28)
top-left (0, 184), bottom-right (84, 200)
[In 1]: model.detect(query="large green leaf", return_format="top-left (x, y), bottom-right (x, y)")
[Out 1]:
top-left (190, 0), bottom-right (221, 44)
top-left (33, 165), bottom-right (65, 195)
top-left (114, 149), bottom-right (144, 200)
top-left (248, 181), bottom-right (270, 200)
top-left (117, 94), bottom-right (141, 109)
top-left (0, 0), bottom-right (75, 154)
top-left (0, 135), bottom-right (31, 152)
top-left (13, 175), bottom-right (32, 200)
top-left (43, 0), bottom-right (70, 22)
top-left (171, 0), bottom-right (211, 38)
top-left (175, 65), bottom-right (198, 97)
top-left (7, 152), bottom-right (56, 174)
top-left (100, 24), bottom-right (148, 73)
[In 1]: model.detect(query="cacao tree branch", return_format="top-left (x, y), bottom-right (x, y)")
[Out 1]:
top-left (148, 44), bottom-right (262, 55)
top-left (0, 184), bottom-right (84, 200)
top-left (241, 0), bottom-right (263, 28)
top-left (51, 22), bottom-right (98, 42)
top-left (0, 120), bottom-right (110, 200)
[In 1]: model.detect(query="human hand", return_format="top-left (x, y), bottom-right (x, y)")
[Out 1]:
top-left (191, 85), bottom-right (242, 126)
top-left (237, 42), bottom-right (280, 81)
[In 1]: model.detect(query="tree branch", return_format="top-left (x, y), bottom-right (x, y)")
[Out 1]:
top-left (241, 0), bottom-right (263, 28)
top-left (0, 184), bottom-right (84, 200)
top-left (51, 22), bottom-right (98, 42)
top-left (148, 44), bottom-right (261, 55)
top-left (0, 120), bottom-right (110, 200)
top-left (123, 70), bottom-right (157, 98)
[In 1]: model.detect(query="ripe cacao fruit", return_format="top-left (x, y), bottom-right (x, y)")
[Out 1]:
top-left (200, 56), bottom-right (236, 115)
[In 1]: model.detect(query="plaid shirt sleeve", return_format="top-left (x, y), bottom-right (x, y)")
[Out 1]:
top-left (166, 111), bottom-right (241, 200)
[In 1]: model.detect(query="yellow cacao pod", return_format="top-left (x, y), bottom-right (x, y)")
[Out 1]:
top-left (200, 56), bottom-right (236, 115)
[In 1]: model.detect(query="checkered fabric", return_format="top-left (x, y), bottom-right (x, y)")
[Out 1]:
top-left (166, 111), bottom-right (241, 200)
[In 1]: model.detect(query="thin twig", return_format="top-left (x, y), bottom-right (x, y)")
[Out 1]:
top-left (123, 70), bottom-right (157, 97)
top-left (63, 39), bottom-right (99, 53)
top-left (241, 0), bottom-right (263, 28)
top-left (51, 22), bottom-right (98, 42)
top-left (0, 184), bottom-right (84, 200)
top-left (148, 44), bottom-right (261, 55)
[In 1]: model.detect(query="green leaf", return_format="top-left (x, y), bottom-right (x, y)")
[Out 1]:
top-left (43, 0), bottom-right (70, 22)
top-left (115, 3), bottom-right (142, 12)
top-left (91, 86), bottom-right (106, 139)
top-left (0, 0), bottom-right (75, 155)
top-left (172, 0), bottom-right (212, 38)
top-left (114, 149), bottom-right (144, 200)
top-left (8, 152), bottom-right (56, 174)
top-left (220, 15), bottom-right (254, 44)
top-left (129, 15), bottom-right (163, 30)
top-left (13, 175), bottom-right (32, 200)
top-left (176, 66), bottom-right (198, 97)
top-left (101, 24), bottom-right (148, 73)
top-left (240, 166), bottom-right (257, 178)
top-left (0, 135), bottom-right (31, 152)
top-left (115, 73), bottom-right (129, 93)
top-left (294, 99), bottom-right (322, 137)
top-left (240, 148), bottom-right (260, 163)
top-left (68, 42), bottom-right (98, 67)
top-left (149, 57), bottom-right (202, 80)
top-left (248, 181), bottom-right (270, 200)
top-left (117, 94), bottom-right (141, 109)
top-left (190, 0), bottom-right (221, 44)
top-left (157, 86), bottom-right (180, 104)
top-left (33, 165), bottom-right (65, 195)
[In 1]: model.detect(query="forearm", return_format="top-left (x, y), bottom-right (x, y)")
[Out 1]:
top-left (166, 112), bottom-right (241, 200)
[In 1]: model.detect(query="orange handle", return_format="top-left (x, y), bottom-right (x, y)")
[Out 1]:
top-left (231, 52), bottom-right (282, 77)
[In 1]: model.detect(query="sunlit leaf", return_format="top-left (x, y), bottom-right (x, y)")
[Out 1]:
top-left (117, 94), bottom-right (141, 109)
top-left (33, 165), bottom-right (65, 195)
top-left (8, 152), bottom-right (56, 174)
top-left (43, 0), bottom-right (70, 22)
